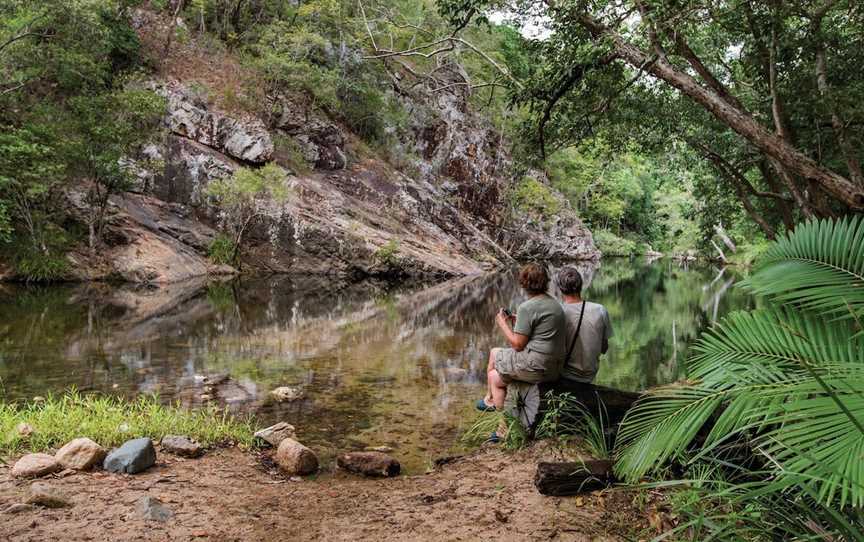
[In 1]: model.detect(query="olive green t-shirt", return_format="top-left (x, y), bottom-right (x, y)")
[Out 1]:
top-left (513, 294), bottom-right (567, 358)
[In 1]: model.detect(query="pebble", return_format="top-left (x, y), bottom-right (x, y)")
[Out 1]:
top-left (253, 422), bottom-right (296, 448)
top-left (55, 437), bottom-right (107, 471)
top-left (161, 435), bottom-right (203, 458)
top-left (136, 495), bottom-right (173, 522)
top-left (26, 482), bottom-right (71, 508)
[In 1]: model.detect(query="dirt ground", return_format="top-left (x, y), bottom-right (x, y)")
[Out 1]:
top-left (0, 443), bottom-right (655, 542)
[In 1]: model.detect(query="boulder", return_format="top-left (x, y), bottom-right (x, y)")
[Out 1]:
top-left (253, 422), bottom-right (296, 448)
top-left (160, 435), bottom-right (203, 458)
top-left (55, 438), bottom-right (107, 471)
top-left (11, 453), bottom-right (61, 479)
top-left (337, 452), bottom-right (401, 478)
top-left (274, 438), bottom-right (318, 476)
top-left (136, 496), bottom-right (173, 522)
top-left (270, 386), bottom-right (304, 402)
top-left (103, 438), bottom-right (156, 474)
top-left (26, 482), bottom-right (71, 508)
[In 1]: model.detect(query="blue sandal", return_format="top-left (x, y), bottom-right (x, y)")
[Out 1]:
top-left (475, 399), bottom-right (496, 412)
top-left (487, 431), bottom-right (501, 443)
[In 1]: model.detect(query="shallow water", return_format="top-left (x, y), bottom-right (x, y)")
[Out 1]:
top-left (0, 259), bottom-right (752, 472)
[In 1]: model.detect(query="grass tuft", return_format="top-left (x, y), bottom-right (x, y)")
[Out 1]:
top-left (0, 390), bottom-right (255, 458)
top-left (461, 411), bottom-right (529, 451)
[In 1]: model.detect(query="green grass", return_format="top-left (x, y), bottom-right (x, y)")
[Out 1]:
top-left (461, 411), bottom-right (529, 451)
top-left (0, 391), bottom-right (255, 458)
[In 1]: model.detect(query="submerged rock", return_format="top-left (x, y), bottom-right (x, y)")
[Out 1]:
top-left (253, 422), bottom-right (296, 448)
top-left (103, 438), bottom-right (156, 474)
top-left (136, 496), bottom-right (173, 522)
top-left (274, 438), bottom-right (318, 476)
top-left (55, 438), bottom-right (107, 471)
top-left (270, 386), bottom-right (304, 402)
top-left (26, 482), bottom-right (71, 508)
top-left (11, 453), bottom-right (61, 479)
top-left (337, 452), bottom-right (401, 478)
top-left (160, 435), bottom-right (203, 458)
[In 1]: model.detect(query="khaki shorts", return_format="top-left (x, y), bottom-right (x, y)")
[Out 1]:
top-left (494, 348), bottom-right (560, 384)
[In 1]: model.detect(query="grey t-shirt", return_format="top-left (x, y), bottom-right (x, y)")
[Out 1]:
top-left (513, 294), bottom-right (567, 358)
top-left (561, 301), bottom-right (613, 382)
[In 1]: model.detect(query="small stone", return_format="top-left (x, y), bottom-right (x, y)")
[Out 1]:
top-left (32, 396), bottom-right (45, 403)
top-left (16, 423), bottom-right (34, 438)
top-left (103, 438), bottom-right (156, 474)
top-left (26, 482), bottom-right (71, 508)
top-left (270, 386), bottom-right (304, 402)
top-left (136, 496), bottom-right (173, 522)
top-left (55, 438), bottom-right (107, 471)
top-left (364, 445), bottom-right (394, 453)
top-left (3, 503), bottom-right (36, 514)
top-left (274, 438), bottom-right (318, 476)
top-left (11, 453), bottom-right (61, 478)
top-left (117, 423), bottom-right (130, 433)
top-left (337, 451), bottom-right (401, 477)
top-left (199, 394), bottom-right (212, 401)
top-left (253, 422), bottom-right (296, 448)
top-left (160, 435), bottom-right (203, 458)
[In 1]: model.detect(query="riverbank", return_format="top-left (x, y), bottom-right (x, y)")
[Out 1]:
top-left (0, 442), bottom-right (657, 541)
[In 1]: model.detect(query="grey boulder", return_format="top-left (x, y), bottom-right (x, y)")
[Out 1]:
top-left (104, 438), bottom-right (157, 474)
top-left (253, 422), bottom-right (296, 448)
top-left (160, 435), bottom-right (203, 458)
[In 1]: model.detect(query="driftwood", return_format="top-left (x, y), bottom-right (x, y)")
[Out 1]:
top-left (534, 460), bottom-right (616, 496)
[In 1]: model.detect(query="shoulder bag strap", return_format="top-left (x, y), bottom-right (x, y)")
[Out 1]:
top-left (565, 301), bottom-right (587, 361)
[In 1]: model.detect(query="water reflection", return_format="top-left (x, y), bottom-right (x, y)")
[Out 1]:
top-left (0, 259), bottom-right (752, 471)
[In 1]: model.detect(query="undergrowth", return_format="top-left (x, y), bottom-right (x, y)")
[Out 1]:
top-left (0, 390), bottom-right (255, 457)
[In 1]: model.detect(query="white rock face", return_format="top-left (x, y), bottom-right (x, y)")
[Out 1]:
top-left (11, 454), bottom-right (61, 479)
top-left (274, 438), bottom-right (318, 476)
top-left (55, 438), bottom-right (107, 471)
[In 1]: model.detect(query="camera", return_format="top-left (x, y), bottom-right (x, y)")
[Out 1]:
top-left (501, 308), bottom-right (513, 317)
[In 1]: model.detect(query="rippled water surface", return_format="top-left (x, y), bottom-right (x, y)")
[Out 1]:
top-left (0, 259), bottom-right (752, 472)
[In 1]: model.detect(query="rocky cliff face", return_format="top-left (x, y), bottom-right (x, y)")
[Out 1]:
top-left (46, 36), bottom-right (596, 284)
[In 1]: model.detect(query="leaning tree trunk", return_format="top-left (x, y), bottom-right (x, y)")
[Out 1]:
top-left (577, 15), bottom-right (864, 210)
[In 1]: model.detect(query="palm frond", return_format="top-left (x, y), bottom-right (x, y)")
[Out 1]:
top-left (742, 215), bottom-right (864, 323)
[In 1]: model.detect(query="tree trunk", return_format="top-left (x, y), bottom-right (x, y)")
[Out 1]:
top-left (534, 460), bottom-right (616, 496)
top-left (710, 240), bottom-right (727, 262)
top-left (576, 15), bottom-right (864, 210)
top-left (714, 223), bottom-right (736, 253)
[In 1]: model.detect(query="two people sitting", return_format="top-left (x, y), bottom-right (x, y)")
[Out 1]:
top-left (478, 263), bottom-right (612, 413)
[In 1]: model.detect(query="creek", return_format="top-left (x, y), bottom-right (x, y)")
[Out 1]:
top-left (0, 259), bottom-right (752, 472)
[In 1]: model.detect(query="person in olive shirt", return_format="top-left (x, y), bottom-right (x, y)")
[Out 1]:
top-left (477, 263), bottom-right (567, 412)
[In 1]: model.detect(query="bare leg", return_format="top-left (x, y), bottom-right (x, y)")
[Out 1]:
top-left (487, 368), bottom-right (508, 410)
top-left (484, 349), bottom-right (499, 405)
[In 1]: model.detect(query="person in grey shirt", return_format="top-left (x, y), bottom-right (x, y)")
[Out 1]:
top-left (555, 266), bottom-right (613, 383)
top-left (477, 263), bottom-right (567, 413)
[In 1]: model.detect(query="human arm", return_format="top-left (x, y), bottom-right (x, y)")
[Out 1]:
top-left (496, 309), bottom-right (529, 351)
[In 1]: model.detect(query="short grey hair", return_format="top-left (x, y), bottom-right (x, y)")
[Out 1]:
top-left (556, 266), bottom-right (583, 296)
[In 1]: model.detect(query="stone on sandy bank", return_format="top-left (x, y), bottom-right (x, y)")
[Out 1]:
top-left (136, 496), bottom-right (173, 522)
top-left (337, 452), bottom-right (401, 478)
top-left (270, 386), bottom-right (304, 402)
top-left (253, 422), bottom-right (296, 448)
top-left (3, 503), bottom-right (37, 514)
top-left (26, 482), bottom-right (71, 508)
top-left (104, 438), bottom-right (156, 474)
top-left (55, 438), bottom-right (107, 471)
top-left (11, 453), bottom-right (61, 478)
top-left (274, 438), bottom-right (318, 476)
top-left (160, 435), bottom-right (203, 458)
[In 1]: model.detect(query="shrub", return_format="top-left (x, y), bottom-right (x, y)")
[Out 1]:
top-left (592, 229), bottom-right (637, 257)
top-left (510, 177), bottom-right (561, 218)
top-left (208, 234), bottom-right (237, 266)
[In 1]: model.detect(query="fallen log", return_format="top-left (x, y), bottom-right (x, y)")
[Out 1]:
top-left (534, 460), bottom-right (616, 496)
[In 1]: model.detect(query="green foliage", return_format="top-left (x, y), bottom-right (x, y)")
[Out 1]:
top-left (13, 247), bottom-right (70, 282)
top-left (0, 390), bottom-right (255, 457)
top-left (510, 177), bottom-right (560, 218)
top-left (208, 163), bottom-right (290, 207)
top-left (373, 239), bottom-right (400, 266)
top-left (208, 234), bottom-right (237, 266)
top-left (614, 216), bottom-right (864, 532)
top-left (535, 392), bottom-right (611, 459)
top-left (461, 411), bottom-right (528, 451)
top-left (592, 230), bottom-right (637, 257)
